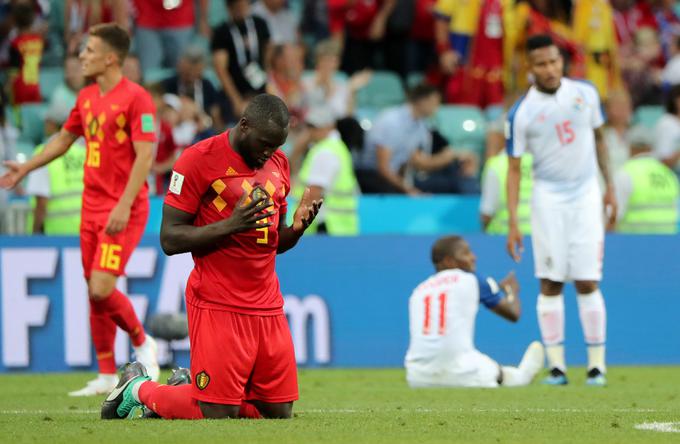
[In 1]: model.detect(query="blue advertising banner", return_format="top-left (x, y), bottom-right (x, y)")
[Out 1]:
top-left (0, 234), bottom-right (678, 372)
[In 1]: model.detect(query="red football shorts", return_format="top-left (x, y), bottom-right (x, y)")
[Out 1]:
top-left (186, 291), bottom-right (299, 405)
top-left (80, 214), bottom-right (147, 279)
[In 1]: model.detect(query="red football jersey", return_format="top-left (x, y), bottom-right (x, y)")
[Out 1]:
top-left (64, 77), bottom-right (156, 222)
top-left (9, 33), bottom-right (43, 104)
top-left (164, 131), bottom-right (291, 315)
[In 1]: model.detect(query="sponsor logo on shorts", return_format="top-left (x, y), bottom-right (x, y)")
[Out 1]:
top-left (196, 371), bottom-right (210, 390)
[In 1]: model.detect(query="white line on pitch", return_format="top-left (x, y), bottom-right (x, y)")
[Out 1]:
top-left (634, 422), bottom-right (680, 433)
top-left (300, 407), bottom-right (671, 414)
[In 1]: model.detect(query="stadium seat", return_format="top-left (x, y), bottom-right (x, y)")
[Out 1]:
top-left (145, 67), bottom-right (175, 84)
top-left (355, 71), bottom-right (405, 109)
top-left (633, 105), bottom-right (664, 128)
top-left (19, 103), bottom-right (47, 144)
top-left (208, 0), bottom-right (229, 27)
top-left (407, 72), bottom-right (425, 88)
top-left (39, 67), bottom-right (64, 100)
top-left (14, 138), bottom-right (35, 161)
top-left (433, 105), bottom-right (487, 156)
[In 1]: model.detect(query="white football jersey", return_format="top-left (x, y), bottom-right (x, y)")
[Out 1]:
top-left (506, 78), bottom-right (604, 204)
top-left (404, 269), bottom-right (503, 375)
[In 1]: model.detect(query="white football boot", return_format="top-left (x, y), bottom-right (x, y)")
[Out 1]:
top-left (133, 335), bottom-right (160, 382)
top-left (68, 374), bottom-right (119, 397)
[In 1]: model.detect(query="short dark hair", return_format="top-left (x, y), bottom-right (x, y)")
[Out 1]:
top-left (88, 23), bottom-right (131, 64)
top-left (666, 84), bottom-right (680, 114)
top-left (244, 94), bottom-right (290, 130)
top-left (526, 34), bottom-right (555, 53)
top-left (12, 2), bottom-right (35, 29)
top-left (431, 235), bottom-right (465, 266)
top-left (407, 84), bottom-right (439, 103)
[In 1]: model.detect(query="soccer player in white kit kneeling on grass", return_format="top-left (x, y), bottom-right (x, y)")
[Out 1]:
top-left (506, 35), bottom-right (616, 386)
top-left (405, 236), bottom-right (544, 388)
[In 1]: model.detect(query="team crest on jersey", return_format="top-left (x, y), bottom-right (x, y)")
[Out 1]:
top-left (574, 97), bottom-right (585, 111)
top-left (196, 371), bottom-right (210, 390)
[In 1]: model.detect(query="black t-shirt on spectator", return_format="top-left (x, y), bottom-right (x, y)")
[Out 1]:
top-left (211, 16), bottom-right (270, 96)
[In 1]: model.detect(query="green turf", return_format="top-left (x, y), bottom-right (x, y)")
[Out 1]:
top-left (1, 367), bottom-right (679, 443)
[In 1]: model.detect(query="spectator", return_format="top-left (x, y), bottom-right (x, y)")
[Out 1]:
top-left (45, 54), bottom-right (85, 136)
top-left (603, 89), bottom-right (633, 173)
top-left (133, 0), bottom-right (209, 72)
top-left (162, 92), bottom-right (214, 149)
top-left (662, 35), bottom-right (680, 86)
top-left (0, 93), bottom-right (19, 233)
top-left (64, 0), bottom-right (128, 55)
top-left (653, 0), bottom-right (680, 61)
top-left (329, 0), bottom-right (397, 74)
top-left (408, 0), bottom-right (436, 73)
top-left (292, 107), bottom-right (360, 235)
top-left (252, 0), bottom-right (298, 44)
top-left (432, 0), bottom-right (509, 111)
top-left (122, 53), bottom-right (142, 84)
top-left (301, 0), bottom-right (330, 42)
top-left (302, 39), bottom-right (372, 120)
top-left (413, 129), bottom-right (480, 194)
top-left (266, 43), bottom-right (306, 125)
top-left (25, 108), bottom-right (86, 234)
top-left (8, 0), bottom-right (43, 104)
top-left (211, 0), bottom-right (270, 117)
top-left (612, 0), bottom-right (657, 55)
top-left (653, 84), bottom-right (680, 172)
top-left (615, 125), bottom-right (679, 233)
top-left (161, 46), bottom-right (221, 127)
top-left (621, 26), bottom-right (664, 106)
top-left (383, 0), bottom-right (414, 80)
top-left (480, 148), bottom-right (533, 234)
top-left (356, 84), bottom-right (461, 194)
top-left (147, 84), bottom-right (180, 195)
top-left (572, 0), bottom-right (622, 101)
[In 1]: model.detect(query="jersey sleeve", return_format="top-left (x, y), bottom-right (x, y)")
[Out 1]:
top-left (278, 152), bottom-right (291, 216)
top-left (505, 99), bottom-right (527, 157)
top-left (475, 274), bottom-right (503, 309)
top-left (128, 91), bottom-right (157, 143)
top-left (164, 147), bottom-right (207, 215)
top-left (62, 97), bottom-right (84, 136)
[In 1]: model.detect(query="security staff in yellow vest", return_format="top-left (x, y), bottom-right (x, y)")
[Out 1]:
top-left (25, 113), bottom-right (85, 235)
top-left (292, 107), bottom-right (360, 235)
top-left (615, 126), bottom-right (679, 234)
top-left (480, 152), bottom-right (533, 234)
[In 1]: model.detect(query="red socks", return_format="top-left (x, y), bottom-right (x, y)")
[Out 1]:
top-left (139, 383), bottom-right (204, 419)
top-left (89, 288), bottom-right (147, 373)
top-left (138, 382), bottom-right (263, 419)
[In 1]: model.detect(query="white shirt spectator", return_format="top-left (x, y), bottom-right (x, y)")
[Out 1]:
top-left (252, 1), bottom-right (298, 44)
top-left (302, 76), bottom-right (351, 119)
top-left (662, 54), bottom-right (680, 86)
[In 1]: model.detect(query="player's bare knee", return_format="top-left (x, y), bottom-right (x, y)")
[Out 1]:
top-left (198, 402), bottom-right (240, 419)
top-left (540, 280), bottom-right (564, 295)
top-left (88, 273), bottom-right (117, 300)
top-left (574, 281), bottom-right (598, 294)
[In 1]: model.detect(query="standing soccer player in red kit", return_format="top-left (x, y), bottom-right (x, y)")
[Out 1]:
top-left (0, 23), bottom-right (160, 395)
top-left (100, 94), bottom-right (322, 420)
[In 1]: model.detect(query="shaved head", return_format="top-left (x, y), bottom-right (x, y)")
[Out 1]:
top-left (243, 94), bottom-right (290, 132)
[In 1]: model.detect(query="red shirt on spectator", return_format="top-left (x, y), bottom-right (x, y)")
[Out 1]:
top-left (328, 0), bottom-right (380, 39)
top-left (613, 0), bottom-right (658, 47)
top-left (411, 0), bottom-right (436, 41)
top-left (134, 0), bottom-right (194, 28)
top-left (9, 33), bottom-right (43, 104)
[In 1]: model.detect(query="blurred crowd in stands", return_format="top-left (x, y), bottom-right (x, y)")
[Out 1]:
top-left (1, 0), bottom-right (680, 234)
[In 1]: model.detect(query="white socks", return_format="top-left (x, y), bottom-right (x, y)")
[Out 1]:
top-left (501, 366), bottom-right (531, 387)
top-left (537, 294), bottom-right (566, 371)
top-left (577, 290), bottom-right (607, 372)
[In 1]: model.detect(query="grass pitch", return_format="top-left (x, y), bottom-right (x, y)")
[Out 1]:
top-left (1, 367), bottom-right (679, 443)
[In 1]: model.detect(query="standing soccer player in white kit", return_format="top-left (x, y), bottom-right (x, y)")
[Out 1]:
top-left (405, 236), bottom-right (544, 388)
top-left (506, 35), bottom-right (617, 386)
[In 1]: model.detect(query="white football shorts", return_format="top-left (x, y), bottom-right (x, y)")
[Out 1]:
top-left (406, 351), bottom-right (500, 388)
top-left (531, 192), bottom-right (604, 282)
